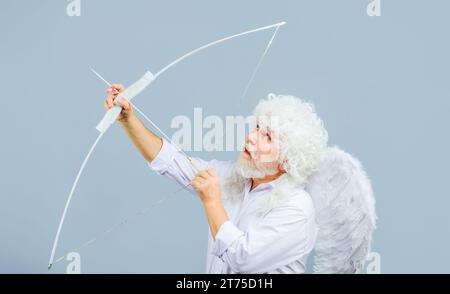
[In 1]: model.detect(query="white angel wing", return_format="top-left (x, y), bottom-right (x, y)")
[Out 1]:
top-left (305, 146), bottom-right (376, 274)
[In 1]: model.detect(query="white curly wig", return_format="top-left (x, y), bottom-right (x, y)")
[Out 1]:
top-left (253, 93), bottom-right (328, 184)
top-left (224, 94), bottom-right (328, 205)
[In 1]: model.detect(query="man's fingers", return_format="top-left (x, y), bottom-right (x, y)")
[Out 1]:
top-left (104, 92), bottom-right (116, 107)
top-left (111, 83), bottom-right (125, 92)
top-left (194, 177), bottom-right (206, 184)
top-left (191, 179), bottom-right (202, 190)
top-left (197, 170), bottom-right (211, 180)
top-left (103, 83), bottom-right (126, 111)
top-left (104, 84), bottom-right (124, 107)
top-left (192, 177), bottom-right (206, 186)
top-left (114, 98), bottom-right (131, 110)
top-left (206, 169), bottom-right (217, 177)
top-left (106, 87), bottom-right (121, 97)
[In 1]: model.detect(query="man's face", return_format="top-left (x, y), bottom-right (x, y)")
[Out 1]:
top-left (236, 118), bottom-right (282, 179)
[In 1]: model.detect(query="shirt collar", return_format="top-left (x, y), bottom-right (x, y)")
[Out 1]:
top-left (246, 173), bottom-right (288, 193)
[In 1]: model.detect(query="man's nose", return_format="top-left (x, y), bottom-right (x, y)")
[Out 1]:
top-left (247, 130), bottom-right (258, 145)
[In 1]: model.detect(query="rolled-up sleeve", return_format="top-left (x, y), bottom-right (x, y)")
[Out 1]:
top-left (148, 138), bottom-right (233, 193)
top-left (148, 138), bottom-right (180, 174)
top-left (211, 199), bottom-right (316, 274)
top-left (148, 138), bottom-right (208, 192)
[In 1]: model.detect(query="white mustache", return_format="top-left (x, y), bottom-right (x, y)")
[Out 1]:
top-left (243, 144), bottom-right (256, 159)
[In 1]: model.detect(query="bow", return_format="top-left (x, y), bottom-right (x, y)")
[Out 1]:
top-left (48, 21), bottom-right (286, 270)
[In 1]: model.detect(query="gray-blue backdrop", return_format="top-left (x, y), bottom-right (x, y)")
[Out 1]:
top-left (0, 0), bottom-right (449, 273)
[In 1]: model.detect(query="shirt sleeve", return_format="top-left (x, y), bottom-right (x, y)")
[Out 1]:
top-left (211, 197), bottom-right (317, 273)
top-left (148, 138), bottom-right (232, 193)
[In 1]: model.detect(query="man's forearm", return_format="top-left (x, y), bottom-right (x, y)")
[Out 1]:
top-left (119, 115), bottom-right (163, 163)
top-left (203, 200), bottom-right (229, 239)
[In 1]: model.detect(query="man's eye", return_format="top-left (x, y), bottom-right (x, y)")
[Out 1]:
top-left (256, 124), bottom-right (260, 130)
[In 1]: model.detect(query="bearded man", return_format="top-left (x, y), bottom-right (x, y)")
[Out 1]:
top-left (104, 84), bottom-right (330, 274)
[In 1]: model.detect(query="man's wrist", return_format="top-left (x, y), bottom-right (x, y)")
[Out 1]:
top-left (119, 114), bottom-right (138, 128)
top-left (202, 198), bottom-right (223, 210)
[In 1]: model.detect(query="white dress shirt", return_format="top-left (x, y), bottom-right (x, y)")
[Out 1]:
top-left (148, 139), bottom-right (318, 274)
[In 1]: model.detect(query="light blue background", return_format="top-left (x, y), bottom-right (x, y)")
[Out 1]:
top-left (0, 0), bottom-right (449, 273)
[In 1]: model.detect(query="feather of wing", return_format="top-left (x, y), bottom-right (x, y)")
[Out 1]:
top-left (306, 146), bottom-right (376, 274)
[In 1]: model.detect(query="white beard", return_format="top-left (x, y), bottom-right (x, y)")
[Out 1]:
top-left (224, 147), bottom-right (280, 200)
top-left (224, 154), bottom-right (291, 209)
top-left (234, 153), bottom-right (278, 180)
